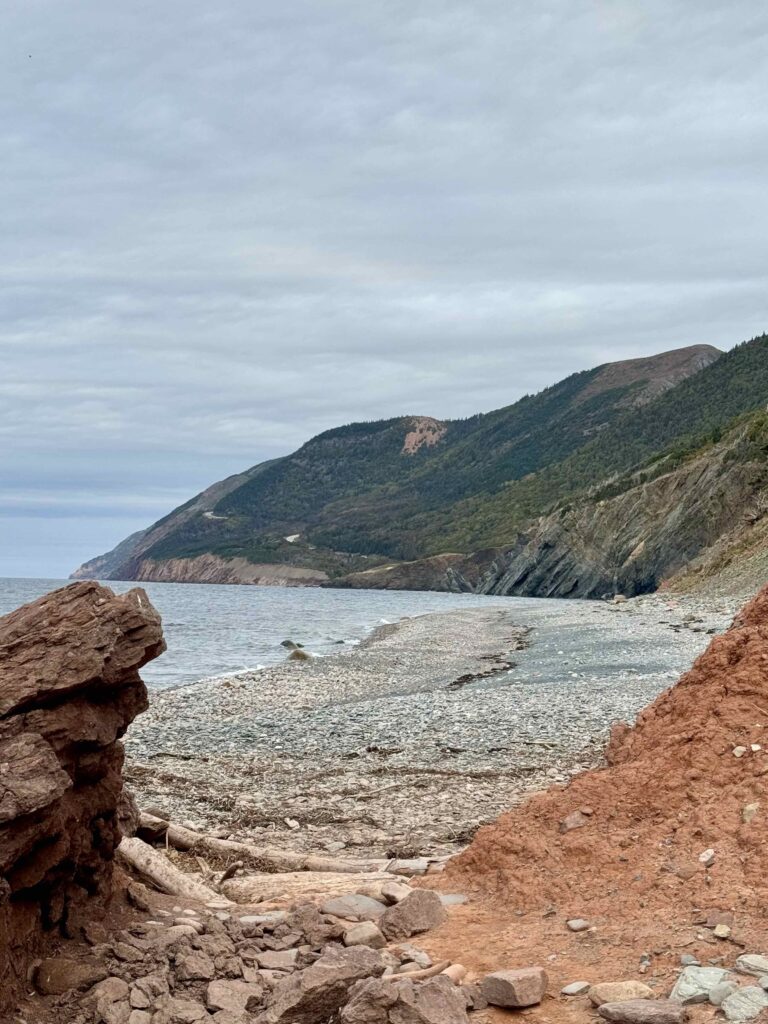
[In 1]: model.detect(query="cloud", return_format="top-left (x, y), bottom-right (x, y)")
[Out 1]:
top-left (1, 0), bottom-right (767, 576)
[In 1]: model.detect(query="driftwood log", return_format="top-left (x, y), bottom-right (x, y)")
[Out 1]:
top-left (140, 813), bottom-right (390, 874)
top-left (118, 836), bottom-right (231, 904)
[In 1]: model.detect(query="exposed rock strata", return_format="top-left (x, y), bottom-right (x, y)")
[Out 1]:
top-left (0, 581), bottom-right (164, 1009)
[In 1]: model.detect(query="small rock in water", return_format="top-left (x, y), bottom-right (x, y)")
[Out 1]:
top-left (481, 967), bottom-right (548, 1008)
top-left (562, 981), bottom-right (591, 996)
top-left (567, 918), bottom-right (590, 932)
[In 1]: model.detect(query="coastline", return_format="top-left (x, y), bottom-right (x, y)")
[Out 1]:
top-left (125, 592), bottom-right (735, 860)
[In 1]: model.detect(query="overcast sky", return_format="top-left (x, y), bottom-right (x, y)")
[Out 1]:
top-left (2, 1), bottom-right (767, 578)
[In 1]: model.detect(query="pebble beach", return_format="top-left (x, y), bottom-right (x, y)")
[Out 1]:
top-left (125, 592), bottom-right (736, 860)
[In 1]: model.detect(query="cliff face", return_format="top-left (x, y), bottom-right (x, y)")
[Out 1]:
top-left (129, 554), bottom-right (328, 586)
top-left (0, 582), bottom-right (164, 1009)
top-left (475, 427), bottom-right (767, 599)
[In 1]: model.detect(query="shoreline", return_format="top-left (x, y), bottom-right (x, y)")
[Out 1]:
top-left (125, 592), bottom-right (735, 860)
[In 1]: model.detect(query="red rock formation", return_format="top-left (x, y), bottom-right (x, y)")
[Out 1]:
top-left (0, 581), bottom-right (164, 1008)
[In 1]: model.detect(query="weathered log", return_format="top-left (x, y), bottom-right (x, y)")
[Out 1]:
top-left (140, 813), bottom-right (389, 874)
top-left (220, 869), bottom-right (403, 905)
top-left (117, 836), bottom-right (231, 904)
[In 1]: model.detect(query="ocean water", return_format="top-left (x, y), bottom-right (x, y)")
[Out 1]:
top-left (0, 577), bottom-right (513, 690)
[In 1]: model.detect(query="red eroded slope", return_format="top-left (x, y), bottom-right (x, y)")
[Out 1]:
top-left (442, 587), bottom-right (768, 916)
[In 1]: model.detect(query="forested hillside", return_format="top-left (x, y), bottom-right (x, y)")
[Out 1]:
top-left (72, 338), bottom-right (768, 595)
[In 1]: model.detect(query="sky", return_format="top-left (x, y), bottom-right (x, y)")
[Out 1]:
top-left (2, 1), bottom-right (768, 578)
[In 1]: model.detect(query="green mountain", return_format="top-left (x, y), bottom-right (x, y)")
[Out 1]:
top-left (73, 339), bottom-right (768, 596)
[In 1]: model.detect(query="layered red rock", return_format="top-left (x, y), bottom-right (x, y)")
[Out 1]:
top-left (0, 581), bottom-right (164, 1009)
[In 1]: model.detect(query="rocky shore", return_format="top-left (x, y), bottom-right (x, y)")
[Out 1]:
top-left (124, 592), bottom-right (735, 860)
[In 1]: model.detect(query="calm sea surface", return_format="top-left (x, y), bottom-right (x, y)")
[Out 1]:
top-left (0, 577), bottom-right (512, 690)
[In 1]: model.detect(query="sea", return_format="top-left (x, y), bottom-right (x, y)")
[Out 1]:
top-left (0, 577), bottom-right (512, 690)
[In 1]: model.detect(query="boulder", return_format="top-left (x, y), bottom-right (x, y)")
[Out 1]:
top-left (0, 582), bottom-right (164, 1011)
top-left (340, 974), bottom-right (470, 1023)
top-left (261, 944), bottom-right (385, 1023)
top-left (379, 890), bottom-right (447, 940)
top-left (481, 967), bottom-right (548, 1007)
top-left (598, 999), bottom-right (689, 1024)
top-left (590, 981), bottom-right (654, 1006)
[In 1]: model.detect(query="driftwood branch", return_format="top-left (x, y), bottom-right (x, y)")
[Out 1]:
top-left (140, 813), bottom-right (389, 875)
top-left (117, 836), bottom-right (231, 905)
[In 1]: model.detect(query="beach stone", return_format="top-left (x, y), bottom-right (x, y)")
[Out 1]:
top-left (598, 999), bottom-right (688, 1024)
top-left (340, 974), bottom-right (470, 1023)
top-left (130, 987), bottom-right (151, 1009)
top-left (721, 986), bottom-right (768, 1021)
top-left (206, 979), bottom-right (263, 1015)
top-left (735, 954), bottom-right (768, 977)
top-left (481, 967), bottom-right (548, 1007)
top-left (680, 956), bottom-right (700, 967)
top-left (560, 810), bottom-right (589, 833)
top-left (150, 996), bottom-right (209, 1023)
top-left (590, 981), bottom-right (654, 1006)
top-left (239, 912), bottom-right (287, 928)
top-left (174, 952), bottom-right (216, 982)
top-left (698, 849), bottom-right (715, 867)
top-left (260, 944), bottom-right (385, 1023)
top-left (343, 921), bottom-right (386, 949)
top-left (380, 881), bottom-right (412, 904)
top-left (379, 890), bottom-right (447, 940)
top-left (387, 858), bottom-right (429, 876)
top-left (35, 956), bottom-right (107, 994)
top-left (567, 918), bottom-right (590, 931)
top-left (256, 950), bottom-right (299, 972)
top-left (710, 982), bottom-right (739, 1006)
top-left (393, 945), bottom-right (432, 968)
top-left (562, 981), bottom-right (591, 996)
top-left (128, 1012), bottom-right (151, 1024)
top-left (133, 973), bottom-right (169, 1002)
top-left (669, 966), bottom-right (732, 1004)
top-left (321, 894), bottom-right (386, 922)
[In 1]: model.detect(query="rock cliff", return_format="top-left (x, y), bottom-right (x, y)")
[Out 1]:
top-left (0, 581), bottom-right (164, 1009)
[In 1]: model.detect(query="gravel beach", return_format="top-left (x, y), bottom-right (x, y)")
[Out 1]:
top-left (125, 592), bottom-right (737, 859)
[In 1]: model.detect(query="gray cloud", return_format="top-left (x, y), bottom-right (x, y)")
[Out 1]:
top-left (2, 0), bottom-right (767, 576)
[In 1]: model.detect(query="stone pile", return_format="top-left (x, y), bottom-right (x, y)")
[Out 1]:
top-left (41, 883), bottom-right (471, 1023)
top-left (0, 582), bottom-right (164, 1012)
